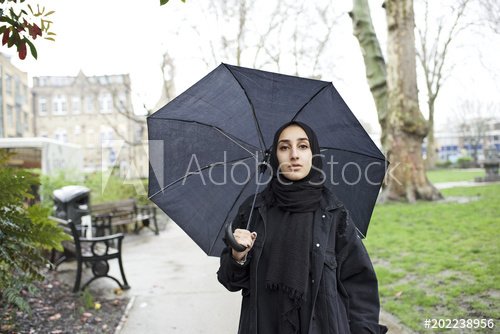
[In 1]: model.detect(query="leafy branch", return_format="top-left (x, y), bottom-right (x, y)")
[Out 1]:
top-left (160, 0), bottom-right (186, 6)
top-left (0, 0), bottom-right (56, 60)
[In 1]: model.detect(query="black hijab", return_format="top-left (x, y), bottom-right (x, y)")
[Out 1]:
top-left (265, 120), bottom-right (325, 211)
top-left (263, 121), bottom-right (325, 333)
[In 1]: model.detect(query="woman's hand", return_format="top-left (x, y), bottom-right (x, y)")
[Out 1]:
top-left (231, 229), bottom-right (257, 262)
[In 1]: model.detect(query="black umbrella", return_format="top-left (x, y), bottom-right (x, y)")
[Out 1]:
top-left (148, 63), bottom-right (387, 257)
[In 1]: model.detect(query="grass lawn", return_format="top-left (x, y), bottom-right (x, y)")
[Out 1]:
top-left (364, 184), bottom-right (499, 333)
top-left (426, 168), bottom-right (486, 184)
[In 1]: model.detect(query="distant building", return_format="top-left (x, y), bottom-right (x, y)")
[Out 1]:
top-left (0, 53), bottom-right (33, 138)
top-left (32, 71), bottom-right (147, 177)
top-left (433, 119), bottom-right (500, 163)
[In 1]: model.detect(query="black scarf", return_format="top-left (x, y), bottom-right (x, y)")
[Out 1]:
top-left (263, 121), bottom-right (325, 333)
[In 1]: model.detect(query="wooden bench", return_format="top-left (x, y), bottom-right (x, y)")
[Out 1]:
top-left (49, 216), bottom-right (130, 293)
top-left (91, 199), bottom-right (159, 236)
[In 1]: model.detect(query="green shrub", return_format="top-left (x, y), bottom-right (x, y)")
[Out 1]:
top-left (38, 169), bottom-right (83, 209)
top-left (435, 160), bottom-right (452, 168)
top-left (457, 156), bottom-right (474, 168)
top-left (38, 169), bottom-right (148, 206)
top-left (84, 170), bottom-right (147, 205)
top-left (0, 150), bottom-right (71, 311)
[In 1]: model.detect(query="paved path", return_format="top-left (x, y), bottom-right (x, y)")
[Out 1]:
top-left (117, 221), bottom-right (241, 333)
top-left (434, 180), bottom-right (498, 190)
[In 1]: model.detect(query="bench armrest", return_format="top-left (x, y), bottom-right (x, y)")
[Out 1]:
top-left (80, 233), bottom-right (124, 243)
top-left (79, 233), bottom-right (125, 257)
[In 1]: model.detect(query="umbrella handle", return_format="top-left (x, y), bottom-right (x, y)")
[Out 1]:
top-left (225, 165), bottom-right (268, 254)
top-left (225, 221), bottom-right (247, 253)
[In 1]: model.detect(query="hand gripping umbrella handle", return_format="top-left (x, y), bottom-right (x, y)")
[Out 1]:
top-left (225, 158), bottom-right (269, 254)
top-left (225, 221), bottom-right (247, 253)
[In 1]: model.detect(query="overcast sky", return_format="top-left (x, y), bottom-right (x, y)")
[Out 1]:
top-left (5, 0), bottom-right (499, 134)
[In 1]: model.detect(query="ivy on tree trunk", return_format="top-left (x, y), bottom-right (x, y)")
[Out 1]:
top-left (349, 0), bottom-right (388, 148)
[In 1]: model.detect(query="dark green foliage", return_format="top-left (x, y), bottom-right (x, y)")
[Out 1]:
top-left (0, 150), bottom-right (70, 311)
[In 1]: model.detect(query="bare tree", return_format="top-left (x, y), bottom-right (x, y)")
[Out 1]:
top-left (93, 51), bottom-right (176, 179)
top-left (190, 0), bottom-right (254, 67)
top-left (351, 0), bottom-right (442, 202)
top-left (97, 51), bottom-right (176, 144)
top-left (415, 0), bottom-right (471, 169)
top-left (283, 1), bottom-right (341, 78)
top-left (478, 0), bottom-right (500, 34)
top-left (188, 0), bottom-right (340, 79)
top-left (251, 1), bottom-right (287, 69)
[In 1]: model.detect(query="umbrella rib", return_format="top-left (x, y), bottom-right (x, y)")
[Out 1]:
top-left (290, 85), bottom-right (388, 163)
top-left (223, 64), bottom-right (267, 151)
top-left (320, 146), bottom-right (388, 163)
top-left (355, 226), bottom-right (366, 239)
top-left (148, 117), bottom-right (261, 154)
top-left (214, 127), bottom-right (257, 157)
top-left (149, 156), bottom-right (256, 200)
top-left (291, 84), bottom-right (331, 121)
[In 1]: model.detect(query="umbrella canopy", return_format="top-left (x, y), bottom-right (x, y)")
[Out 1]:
top-left (148, 63), bottom-right (387, 257)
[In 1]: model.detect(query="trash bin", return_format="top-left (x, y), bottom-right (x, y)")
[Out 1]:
top-left (53, 185), bottom-right (91, 225)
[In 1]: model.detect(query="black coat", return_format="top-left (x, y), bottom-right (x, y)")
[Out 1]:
top-left (217, 190), bottom-right (388, 334)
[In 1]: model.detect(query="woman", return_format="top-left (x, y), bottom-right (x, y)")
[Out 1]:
top-left (217, 121), bottom-right (387, 334)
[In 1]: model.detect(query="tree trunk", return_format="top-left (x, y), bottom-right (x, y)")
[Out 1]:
top-left (350, 0), bottom-right (389, 148)
top-left (382, 0), bottom-right (441, 202)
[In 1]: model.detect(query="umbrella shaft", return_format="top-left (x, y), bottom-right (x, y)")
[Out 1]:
top-left (245, 171), bottom-right (265, 230)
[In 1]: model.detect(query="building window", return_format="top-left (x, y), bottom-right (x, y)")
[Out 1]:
top-left (14, 76), bottom-right (20, 95)
top-left (5, 74), bottom-right (12, 95)
top-left (15, 105), bottom-right (22, 136)
top-left (6, 105), bottom-right (13, 127)
top-left (85, 95), bottom-right (94, 113)
top-left (100, 126), bottom-right (114, 146)
top-left (23, 85), bottom-right (28, 105)
top-left (38, 97), bottom-right (47, 116)
top-left (52, 95), bottom-right (67, 115)
top-left (99, 92), bottom-right (113, 114)
top-left (24, 111), bottom-right (29, 132)
top-left (72, 96), bottom-right (81, 114)
top-left (74, 125), bottom-right (81, 135)
top-left (54, 128), bottom-right (67, 143)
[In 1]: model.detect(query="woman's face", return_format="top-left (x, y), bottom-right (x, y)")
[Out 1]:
top-left (276, 125), bottom-right (313, 181)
